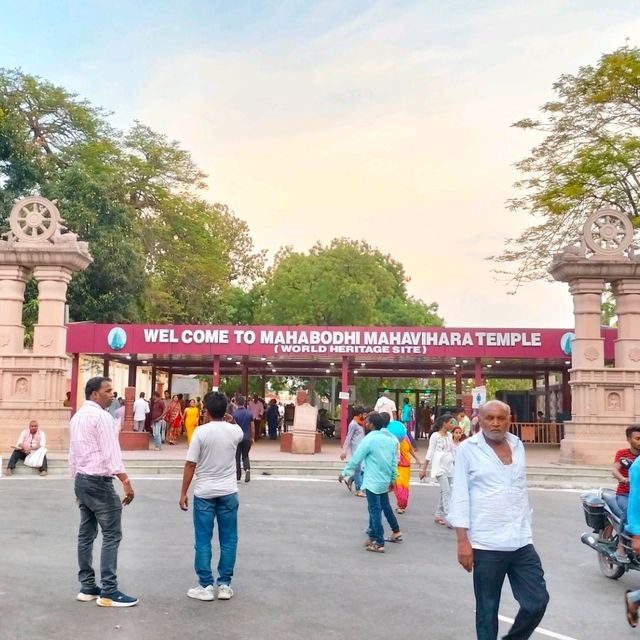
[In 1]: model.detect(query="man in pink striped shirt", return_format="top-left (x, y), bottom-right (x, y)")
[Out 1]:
top-left (69, 376), bottom-right (138, 608)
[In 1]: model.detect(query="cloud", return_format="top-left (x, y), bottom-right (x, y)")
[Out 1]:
top-left (117, 1), bottom-right (639, 327)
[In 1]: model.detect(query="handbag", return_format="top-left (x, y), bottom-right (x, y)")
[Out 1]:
top-left (24, 447), bottom-right (47, 468)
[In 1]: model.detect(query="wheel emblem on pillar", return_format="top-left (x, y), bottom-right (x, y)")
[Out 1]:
top-left (9, 196), bottom-right (60, 242)
top-left (583, 208), bottom-right (634, 256)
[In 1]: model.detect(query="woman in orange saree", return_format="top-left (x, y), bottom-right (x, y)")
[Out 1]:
top-left (388, 421), bottom-right (420, 514)
top-left (166, 395), bottom-right (183, 445)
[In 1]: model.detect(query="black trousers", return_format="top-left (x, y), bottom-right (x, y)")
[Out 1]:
top-left (473, 544), bottom-right (549, 640)
top-left (235, 440), bottom-right (252, 480)
top-left (7, 449), bottom-right (47, 471)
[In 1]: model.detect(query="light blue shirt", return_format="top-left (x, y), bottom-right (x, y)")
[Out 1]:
top-left (343, 419), bottom-right (364, 454)
top-left (342, 430), bottom-right (398, 494)
top-left (448, 431), bottom-right (533, 551)
top-left (626, 457), bottom-right (640, 535)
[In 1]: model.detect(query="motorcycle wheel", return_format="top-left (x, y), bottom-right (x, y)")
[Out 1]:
top-left (598, 524), bottom-right (625, 580)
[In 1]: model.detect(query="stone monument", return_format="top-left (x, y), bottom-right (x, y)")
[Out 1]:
top-left (550, 208), bottom-right (640, 464)
top-left (291, 389), bottom-right (320, 454)
top-left (0, 196), bottom-right (92, 451)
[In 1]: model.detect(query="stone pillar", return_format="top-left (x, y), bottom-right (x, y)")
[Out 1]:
top-left (0, 265), bottom-right (31, 353)
top-left (569, 279), bottom-right (605, 368)
top-left (612, 279), bottom-right (640, 369)
top-left (31, 266), bottom-right (72, 355)
top-left (119, 385), bottom-right (148, 450)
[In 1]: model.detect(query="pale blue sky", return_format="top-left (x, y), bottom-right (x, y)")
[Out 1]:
top-left (1, 1), bottom-right (639, 326)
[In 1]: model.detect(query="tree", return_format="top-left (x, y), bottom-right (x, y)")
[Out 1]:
top-left (0, 68), bottom-right (263, 329)
top-left (0, 69), bottom-right (148, 324)
top-left (257, 238), bottom-right (443, 326)
top-left (498, 45), bottom-right (640, 284)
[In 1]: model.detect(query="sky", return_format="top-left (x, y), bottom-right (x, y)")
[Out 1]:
top-left (1, 0), bottom-right (639, 328)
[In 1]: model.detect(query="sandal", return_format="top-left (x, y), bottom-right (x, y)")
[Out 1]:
top-left (626, 590), bottom-right (638, 628)
top-left (366, 542), bottom-right (385, 553)
top-left (385, 533), bottom-right (403, 543)
top-left (434, 517), bottom-right (447, 526)
top-left (396, 508), bottom-right (405, 514)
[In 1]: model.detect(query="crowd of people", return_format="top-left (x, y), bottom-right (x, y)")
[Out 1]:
top-left (20, 382), bottom-right (640, 638)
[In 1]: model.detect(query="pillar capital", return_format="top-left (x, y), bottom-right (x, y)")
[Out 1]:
top-left (612, 279), bottom-right (640, 296)
top-left (568, 278), bottom-right (605, 296)
top-left (32, 265), bottom-right (73, 284)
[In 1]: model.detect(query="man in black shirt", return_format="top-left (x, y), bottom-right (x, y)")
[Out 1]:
top-left (233, 395), bottom-right (254, 483)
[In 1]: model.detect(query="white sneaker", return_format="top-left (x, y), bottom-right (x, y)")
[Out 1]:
top-left (217, 584), bottom-right (234, 600)
top-left (187, 585), bottom-right (215, 601)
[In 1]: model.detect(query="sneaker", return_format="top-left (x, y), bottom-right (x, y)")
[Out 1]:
top-left (39, 470), bottom-right (48, 476)
top-left (187, 585), bottom-right (215, 601)
top-left (244, 470), bottom-right (250, 483)
top-left (96, 591), bottom-right (139, 607)
top-left (77, 586), bottom-right (101, 602)
top-left (217, 584), bottom-right (234, 600)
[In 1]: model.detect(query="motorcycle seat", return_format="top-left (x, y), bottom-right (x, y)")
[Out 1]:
top-left (601, 489), bottom-right (624, 520)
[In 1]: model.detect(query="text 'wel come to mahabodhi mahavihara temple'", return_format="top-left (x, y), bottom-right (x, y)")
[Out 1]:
top-left (142, 328), bottom-right (543, 351)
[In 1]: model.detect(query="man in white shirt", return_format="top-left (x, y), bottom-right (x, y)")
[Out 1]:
top-left (448, 400), bottom-right (549, 640)
top-left (179, 391), bottom-right (243, 602)
top-left (132, 392), bottom-right (150, 432)
top-left (373, 393), bottom-right (397, 420)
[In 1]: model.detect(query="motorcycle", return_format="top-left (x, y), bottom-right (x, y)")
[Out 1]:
top-left (581, 486), bottom-right (639, 580)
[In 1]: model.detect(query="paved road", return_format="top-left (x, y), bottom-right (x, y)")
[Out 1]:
top-left (1, 476), bottom-right (638, 640)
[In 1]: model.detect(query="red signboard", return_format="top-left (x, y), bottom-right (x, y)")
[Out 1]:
top-left (66, 324), bottom-right (617, 360)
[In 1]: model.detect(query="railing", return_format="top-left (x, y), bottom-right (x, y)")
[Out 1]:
top-left (510, 422), bottom-right (564, 445)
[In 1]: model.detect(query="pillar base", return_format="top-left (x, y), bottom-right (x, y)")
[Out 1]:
top-left (118, 431), bottom-right (150, 450)
top-left (291, 431), bottom-right (322, 454)
top-left (559, 420), bottom-right (628, 465)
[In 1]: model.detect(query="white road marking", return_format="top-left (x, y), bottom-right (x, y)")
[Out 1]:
top-left (498, 615), bottom-right (578, 640)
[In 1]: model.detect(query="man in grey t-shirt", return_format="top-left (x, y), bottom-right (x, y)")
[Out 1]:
top-left (179, 391), bottom-right (243, 602)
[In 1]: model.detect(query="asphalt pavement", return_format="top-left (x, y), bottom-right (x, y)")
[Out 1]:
top-left (1, 476), bottom-right (638, 640)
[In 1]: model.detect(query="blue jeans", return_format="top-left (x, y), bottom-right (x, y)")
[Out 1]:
top-left (617, 494), bottom-right (629, 523)
top-left (472, 545), bottom-right (549, 640)
top-left (193, 493), bottom-right (239, 587)
top-left (365, 490), bottom-right (400, 546)
top-left (74, 474), bottom-right (123, 594)
top-left (152, 420), bottom-right (163, 448)
top-left (352, 463), bottom-right (363, 491)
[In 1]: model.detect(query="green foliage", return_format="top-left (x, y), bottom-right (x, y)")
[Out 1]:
top-left (257, 239), bottom-right (443, 326)
top-left (0, 68), bottom-right (263, 331)
top-left (485, 378), bottom-right (533, 399)
top-left (499, 45), bottom-right (640, 284)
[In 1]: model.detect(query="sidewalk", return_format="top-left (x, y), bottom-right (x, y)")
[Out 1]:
top-left (40, 437), bottom-right (570, 466)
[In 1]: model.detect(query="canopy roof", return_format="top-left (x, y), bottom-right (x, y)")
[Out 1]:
top-left (67, 324), bottom-right (616, 378)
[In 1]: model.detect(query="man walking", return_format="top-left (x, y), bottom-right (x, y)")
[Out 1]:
top-left (233, 395), bottom-right (254, 483)
top-left (69, 376), bottom-right (137, 607)
top-left (448, 400), bottom-right (549, 639)
top-left (340, 406), bottom-right (366, 496)
top-left (247, 394), bottom-right (264, 439)
top-left (133, 392), bottom-right (149, 432)
top-left (339, 415), bottom-right (401, 553)
top-left (150, 391), bottom-right (166, 451)
top-left (179, 391), bottom-right (243, 601)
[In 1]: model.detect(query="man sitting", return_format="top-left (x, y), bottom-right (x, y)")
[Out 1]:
top-left (5, 420), bottom-right (48, 476)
